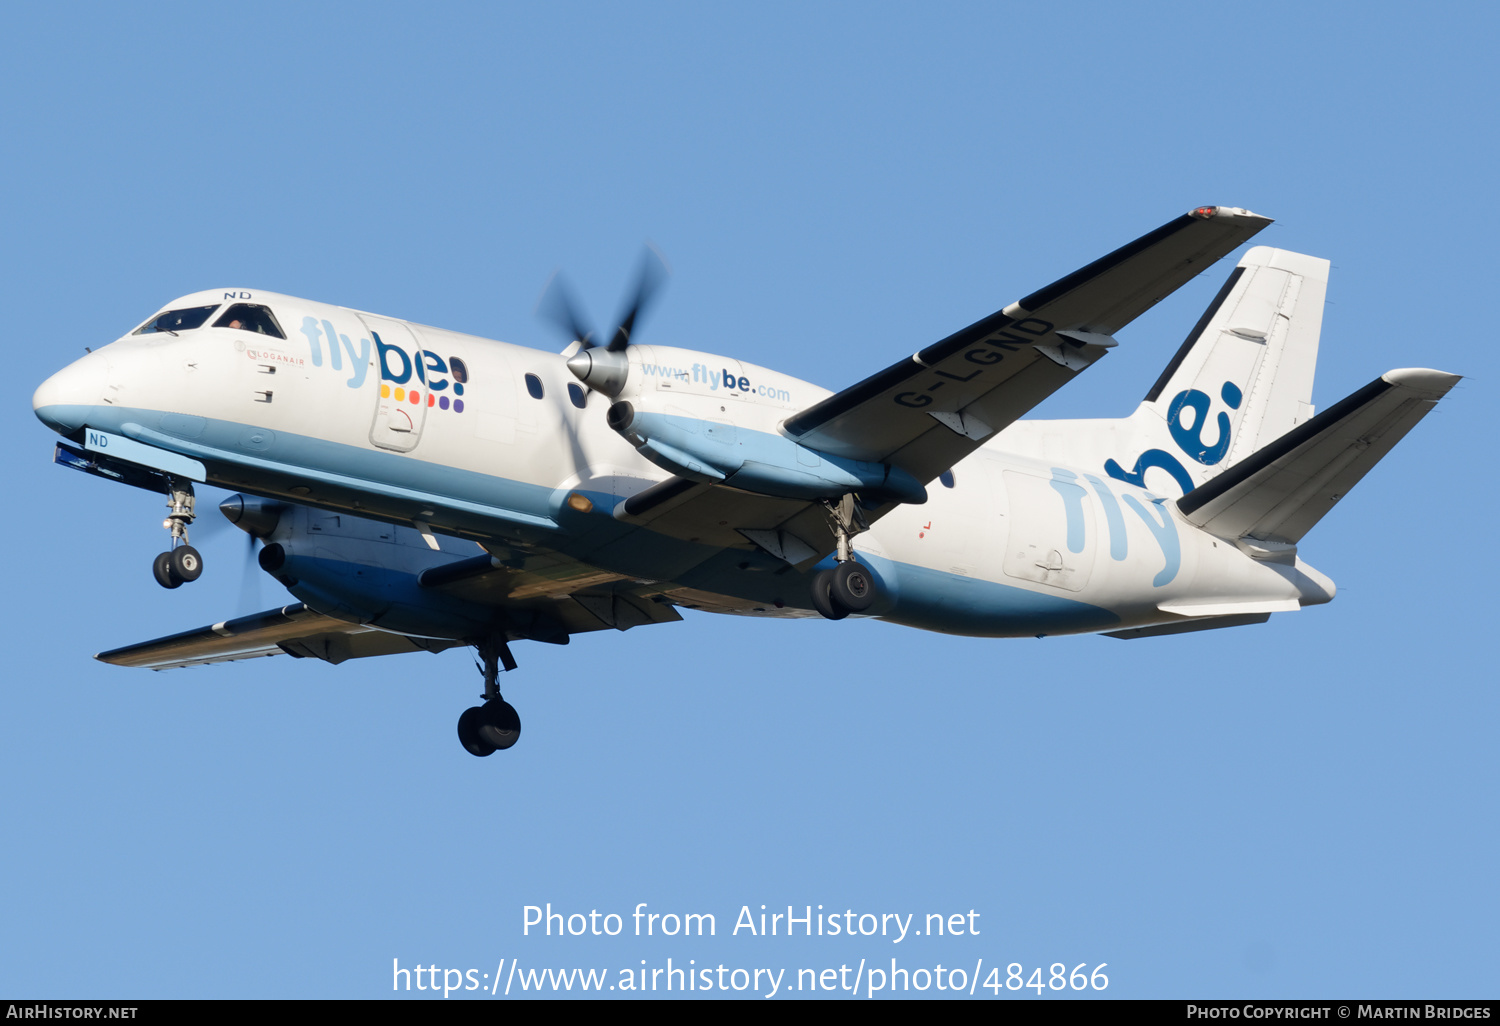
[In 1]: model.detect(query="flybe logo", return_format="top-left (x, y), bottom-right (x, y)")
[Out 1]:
top-left (1048, 467), bottom-right (1181, 587)
top-left (299, 317), bottom-right (469, 413)
top-left (1104, 381), bottom-right (1243, 495)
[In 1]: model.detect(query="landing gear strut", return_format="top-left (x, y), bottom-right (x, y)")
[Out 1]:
top-left (153, 479), bottom-right (203, 589)
top-left (811, 495), bottom-right (877, 620)
top-left (457, 635), bottom-right (522, 757)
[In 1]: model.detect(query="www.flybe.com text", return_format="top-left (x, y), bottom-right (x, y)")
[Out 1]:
top-left (637, 362), bottom-right (793, 401)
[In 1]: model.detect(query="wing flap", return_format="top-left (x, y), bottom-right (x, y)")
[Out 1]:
top-left (609, 477), bottom-right (831, 564)
top-left (95, 603), bottom-right (459, 670)
top-left (415, 548), bottom-right (685, 634)
top-left (1178, 368), bottom-right (1461, 544)
top-left (783, 207), bottom-right (1272, 477)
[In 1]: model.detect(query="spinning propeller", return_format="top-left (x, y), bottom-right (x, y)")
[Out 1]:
top-left (215, 493), bottom-right (283, 613)
top-left (542, 246), bottom-right (670, 397)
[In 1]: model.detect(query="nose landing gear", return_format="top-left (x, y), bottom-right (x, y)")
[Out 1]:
top-left (457, 635), bottom-right (523, 757)
top-left (153, 479), bottom-right (203, 589)
top-left (151, 547), bottom-right (203, 589)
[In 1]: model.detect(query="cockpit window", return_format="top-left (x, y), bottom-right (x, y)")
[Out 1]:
top-left (214, 303), bottom-right (286, 339)
top-left (133, 305), bottom-right (220, 335)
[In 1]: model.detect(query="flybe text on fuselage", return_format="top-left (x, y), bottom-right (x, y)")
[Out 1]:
top-left (296, 315), bottom-right (471, 414)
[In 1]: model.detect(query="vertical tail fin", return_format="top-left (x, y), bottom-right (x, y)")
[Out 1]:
top-left (1103, 246), bottom-right (1329, 495)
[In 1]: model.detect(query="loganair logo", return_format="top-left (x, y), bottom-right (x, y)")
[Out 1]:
top-left (1104, 381), bottom-right (1243, 495)
top-left (299, 317), bottom-right (469, 413)
top-left (246, 349), bottom-right (304, 367)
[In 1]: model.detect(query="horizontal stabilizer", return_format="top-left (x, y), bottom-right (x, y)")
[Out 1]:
top-left (1178, 368), bottom-right (1460, 545)
top-left (96, 603), bottom-right (459, 670)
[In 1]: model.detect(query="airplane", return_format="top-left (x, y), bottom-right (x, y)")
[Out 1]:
top-left (32, 206), bottom-right (1460, 757)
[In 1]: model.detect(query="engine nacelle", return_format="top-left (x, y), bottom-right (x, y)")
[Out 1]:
top-left (247, 501), bottom-right (496, 639)
top-left (577, 344), bottom-right (926, 505)
top-left (609, 400), bottom-right (925, 503)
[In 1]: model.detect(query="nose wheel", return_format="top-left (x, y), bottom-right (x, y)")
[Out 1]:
top-left (457, 635), bottom-right (523, 756)
top-left (153, 479), bottom-right (204, 589)
top-left (152, 546), bottom-right (203, 589)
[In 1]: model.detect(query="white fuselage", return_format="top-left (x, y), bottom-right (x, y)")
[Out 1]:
top-left (34, 287), bottom-right (1335, 640)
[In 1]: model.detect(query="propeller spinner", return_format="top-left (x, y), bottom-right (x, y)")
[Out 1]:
top-left (544, 246), bottom-right (669, 398)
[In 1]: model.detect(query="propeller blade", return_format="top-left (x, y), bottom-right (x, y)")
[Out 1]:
top-left (237, 532), bottom-right (263, 614)
top-left (536, 270), bottom-right (597, 350)
top-left (606, 244), bottom-right (670, 352)
top-left (187, 498), bottom-right (236, 543)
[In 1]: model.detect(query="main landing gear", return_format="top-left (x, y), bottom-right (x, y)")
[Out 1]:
top-left (457, 635), bottom-right (523, 757)
top-left (152, 479), bottom-right (204, 590)
top-left (810, 561), bottom-right (876, 620)
top-left (810, 494), bottom-right (878, 620)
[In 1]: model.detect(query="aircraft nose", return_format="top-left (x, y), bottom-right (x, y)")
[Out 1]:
top-left (33, 352), bottom-right (108, 434)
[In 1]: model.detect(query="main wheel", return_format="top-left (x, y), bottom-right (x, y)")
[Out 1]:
top-left (810, 567), bottom-right (848, 620)
top-left (829, 561), bottom-right (875, 612)
top-left (152, 551), bottom-right (183, 589)
top-left (458, 706), bottom-right (496, 757)
top-left (477, 700), bottom-right (522, 750)
top-left (169, 545), bottom-right (203, 582)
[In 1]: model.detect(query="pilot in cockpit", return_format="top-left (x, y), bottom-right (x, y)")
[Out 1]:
top-left (214, 303), bottom-right (286, 340)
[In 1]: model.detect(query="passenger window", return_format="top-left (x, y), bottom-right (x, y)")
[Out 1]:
top-left (134, 305), bottom-right (220, 335)
top-left (567, 382), bottom-right (587, 409)
top-left (525, 373), bottom-right (544, 400)
top-left (939, 470), bottom-right (956, 489)
top-left (450, 357), bottom-right (469, 384)
top-left (213, 304), bottom-right (286, 339)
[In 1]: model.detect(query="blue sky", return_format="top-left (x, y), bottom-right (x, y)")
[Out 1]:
top-left (3, 1), bottom-right (1495, 999)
